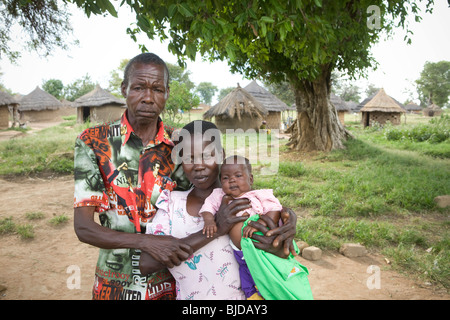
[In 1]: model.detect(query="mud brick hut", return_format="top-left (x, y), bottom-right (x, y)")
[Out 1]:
top-left (203, 84), bottom-right (267, 132)
top-left (74, 85), bottom-right (126, 123)
top-left (330, 93), bottom-right (350, 125)
top-left (17, 87), bottom-right (63, 123)
top-left (404, 101), bottom-right (422, 114)
top-left (243, 80), bottom-right (288, 130)
top-left (360, 89), bottom-right (406, 127)
top-left (0, 90), bottom-right (19, 129)
top-left (423, 103), bottom-right (443, 117)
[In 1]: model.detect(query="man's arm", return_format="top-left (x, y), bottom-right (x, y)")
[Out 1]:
top-left (248, 207), bottom-right (298, 258)
top-left (74, 206), bottom-right (192, 267)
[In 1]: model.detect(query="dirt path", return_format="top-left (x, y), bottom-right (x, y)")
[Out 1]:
top-left (0, 175), bottom-right (448, 300)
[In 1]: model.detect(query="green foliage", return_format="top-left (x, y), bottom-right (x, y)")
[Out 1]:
top-left (163, 80), bottom-right (200, 124)
top-left (42, 79), bottom-right (64, 100)
top-left (0, 0), bottom-right (76, 62)
top-left (71, 0), bottom-right (434, 84)
top-left (64, 74), bottom-right (97, 101)
top-left (384, 116), bottom-right (450, 144)
top-left (196, 82), bottom-right (218, 105)
top-left (415, 60), bottom-right (450, 107)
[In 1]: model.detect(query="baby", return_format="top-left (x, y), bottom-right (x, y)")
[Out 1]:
top-left (198, 155), bottom-right (282, 299)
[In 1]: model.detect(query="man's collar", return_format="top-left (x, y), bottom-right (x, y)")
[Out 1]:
top-left (120, 110), bottom-right (174, 147)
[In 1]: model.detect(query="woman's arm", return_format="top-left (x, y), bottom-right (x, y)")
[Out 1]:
top-left (140, 196), bottom-right (251, 275)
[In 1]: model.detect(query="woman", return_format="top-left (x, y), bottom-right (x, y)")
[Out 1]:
top-left (139, 121), bottom-right (298, 296)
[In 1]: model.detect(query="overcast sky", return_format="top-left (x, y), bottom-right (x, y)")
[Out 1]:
top-left (0, 1), bottom-right (448, 105)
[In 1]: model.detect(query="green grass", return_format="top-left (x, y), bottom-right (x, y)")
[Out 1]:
top-left (0, 120), bottom-right (92, 176)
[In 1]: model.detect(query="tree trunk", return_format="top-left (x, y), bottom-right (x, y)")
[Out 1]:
top-left (287, 64), bottom-right (351, 152)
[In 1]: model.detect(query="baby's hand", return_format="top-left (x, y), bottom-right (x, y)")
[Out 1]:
top-left (242, 225), bottom-right (258, 238)
top-left (203, 223), bottom-right (217, 238)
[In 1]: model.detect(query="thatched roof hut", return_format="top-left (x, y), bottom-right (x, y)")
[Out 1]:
top-left (203, 84), bottom-right (267, 132)
top-left (404, 101), bottom-right (422, 114)
top-left (360, 88), bottom-right (406, 127)
top-left (356, 90), bottom-right (404, 113)
top-left (0, 90), bottom-right (20, 129)
top-left (74, 85), bottom-right (126, 123)
top-left (18, 86), bottom-right (63, 122)
top-left (423, 103), bottom-right (442, 117)
top-left (243, 80), bottom-right (289, 130)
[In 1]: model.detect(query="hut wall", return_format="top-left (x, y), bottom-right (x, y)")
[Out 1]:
top-left (264, 111), bottom-right (281, 130)
top-left (91, 105), bottom-right (126, 123)
top-left (423, 109), bottom-right (443, 117)
top-left (57, 106), bottom-right (76, 118)
top-left (215, 114), bottom-right (260, 133)
top-left (361, 111), bottom-right (402, 127)
top-left (0, 106), bottom-right (9, 129)
top-left (19, 109), bottom-right (62, 122)
top-left (338, 111), bottom-right (346, 125)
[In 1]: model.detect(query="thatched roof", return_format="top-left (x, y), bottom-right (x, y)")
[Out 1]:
top-left (244, 80), bottom-right (289, 112)
top-left (330, 93), bottom-right (350, 112)
top-left (203, 85), bottom-right (267, 120)
top-left (360, 89), bottom-right (406, 113)
top-left (404, 101), bottom-right (422, 111)
top-left (0, 90), bottom-right (19, 107)
top-left (356, 89), bottom-right (404, 112)
top-left (74, 85), bottom-right (125, 108)
top-left (18, 86), bottom-right (62, 111)
top-left (425, 103), bottom-right (442, 110)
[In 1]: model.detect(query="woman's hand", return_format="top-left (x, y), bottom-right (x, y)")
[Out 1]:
top-left (247, 207), bottom-right (298, 258)
top-left (214, 195), bottom-right (251, 237)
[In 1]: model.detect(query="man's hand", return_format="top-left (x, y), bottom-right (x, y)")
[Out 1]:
top-left (248, 207), bottom-right (297, 258)
top-left (140, 234), bottom-right (193, 269)
top-left (214, 195), bottom-right (251, 237)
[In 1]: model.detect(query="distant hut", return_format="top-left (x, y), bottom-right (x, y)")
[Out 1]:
top-left (244, 80), bottom-right (288, 130)
top-left (74, 85), bottom-right (126, 123)
top-left (203, 84), bottom-right (267, 132)
top-left (404, 101), bottom-right (422, 114)
top-left (18, 86), bottom-right (63, 122)
top-left (356, 90), bottom-right (405, 113)
top-left (360, 88), bottom-right (406, 127)
top-left (330, 93), bottom-right (350, 125)
top-left (0, 90), bottom-right (19, 129)
top-left (191, 103), bottom-right (210, 114)
top-left (423, 103), bottom-right (442, 117)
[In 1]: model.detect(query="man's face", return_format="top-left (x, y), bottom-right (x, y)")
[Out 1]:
top-left (121, 62), bottom-right (169, 126)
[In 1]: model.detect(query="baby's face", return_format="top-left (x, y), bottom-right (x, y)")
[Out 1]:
top-left (220, 163), bottom-right (253, 198)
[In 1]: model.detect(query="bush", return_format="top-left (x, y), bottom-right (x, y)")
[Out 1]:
top-left (385, 115), bottom-right (449, 144)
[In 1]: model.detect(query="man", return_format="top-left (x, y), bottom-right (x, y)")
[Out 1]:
top-left (73, 53), bottom-right (193, 300)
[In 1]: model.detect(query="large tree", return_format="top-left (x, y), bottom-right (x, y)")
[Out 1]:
top-left (415, 60), bottom-right (450, 107)
top-left (70, 0), bottom-right (434, 151)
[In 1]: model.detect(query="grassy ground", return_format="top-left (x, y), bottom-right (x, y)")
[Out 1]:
top-left (0, 111), bottom-right (449, 289)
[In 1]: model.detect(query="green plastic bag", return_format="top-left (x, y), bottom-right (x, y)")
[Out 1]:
top-left (240, 215), bottom-right (313, 300)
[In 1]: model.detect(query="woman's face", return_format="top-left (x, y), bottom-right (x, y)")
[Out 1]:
top-left (181, 135), bottom-right (222, 190)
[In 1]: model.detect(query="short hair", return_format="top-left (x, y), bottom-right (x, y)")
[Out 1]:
top-left (123, 52), bottom-right (170, 87)
top-left (222, 155), bottom-right (252, 174)
top-left (182, 120), bottom-right (219, 135)
top-left (172, 120), bottom-right (223, 164)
